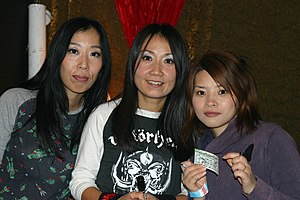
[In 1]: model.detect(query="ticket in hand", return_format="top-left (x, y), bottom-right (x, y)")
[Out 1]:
top-left (194, 148), bottom-right (219, 176)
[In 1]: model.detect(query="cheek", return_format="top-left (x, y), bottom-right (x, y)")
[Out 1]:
top-left (133, 72), bottom-right (140, 85)
top-left (60, 58), bottom-right (74, 75)
top-left (60, 56), bottom-right (73, 71)
top-left (165, 69), bottom-right (176, 87)
top-left (231, 104), bottom-right (238, 116)
top-left (226, 99), bottom-right (237, 112)
top-left (192, 97), bottom-right (204, 113)
top-left (170, 75), bottom-right (176, 86)
top-left (133, 68), bottom-right (145, 84)
top-left (168, 69), bottom-right (176, 80)
top-left (135, 64), bottom-right (147, 75)
top-left (59, 65), bottom-right (68, 83)
top-left (91, 62), bottom-right (103, 75)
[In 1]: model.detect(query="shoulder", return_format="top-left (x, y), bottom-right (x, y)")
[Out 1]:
top-left (81, 100), bottom-right (120, 139)
top-left (0, 88), bottom-right (38, 141)
top-left (0, 88), bottom-right (37, 109)
top-left (256, 121), bottom-right (290, 136)
top-left (253, 121), bottom-right (296, 147)
top-left (93, 98), bottom-right (120, 115)
top-left (87, 99), bottom-right (120, 123)
top-left (1, 88), bottom-right (37, 102)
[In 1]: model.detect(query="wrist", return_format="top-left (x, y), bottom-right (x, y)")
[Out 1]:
top-left (188, 182), bottom-right (209, 198)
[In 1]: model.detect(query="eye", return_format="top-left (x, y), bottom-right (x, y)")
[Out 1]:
top-left (195, 89), bottom-right (205, 96)
top-left (91, 51), bottom-right (102, 57)
top-left (142, 55), bottom-right (152, 61)
top-left (218, 88), bottom-right (227, 95)
top-left (164, 58), bottom-right (174, 64)
top-left (67, 48), bottom-right (78, 55)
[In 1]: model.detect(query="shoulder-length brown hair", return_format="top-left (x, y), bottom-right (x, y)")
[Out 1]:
top-left (183, 50), bottom-right (261, 139)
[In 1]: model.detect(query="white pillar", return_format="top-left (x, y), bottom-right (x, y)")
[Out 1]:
top-left (28, 3), bottom-right (51, 79)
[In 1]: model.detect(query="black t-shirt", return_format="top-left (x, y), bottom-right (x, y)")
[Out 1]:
top-left (96, 109), bottom-right (182, 196)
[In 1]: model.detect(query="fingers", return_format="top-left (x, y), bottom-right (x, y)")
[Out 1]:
top-left (231, 160), bottom-right (249, 172)
top-left (181, 162), bottom-right (207, 192)
top-left (222, 152), bottom-right (240, 166)
top-left (223, 152), bottom-right (256, 195)
top-left (144, 193), bottom-right (158, 200)
top-left (181, 163), bottom-right (206, 180)
top-left (223, 152), bottom-right (250, 178)
top-left (223, 152), bottom-right (250, 167)
top-left (180, 160), bottom-right (193, 170)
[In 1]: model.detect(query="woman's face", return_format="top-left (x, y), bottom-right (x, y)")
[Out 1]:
top-left (134, 35), bottom-right (176, 111)
top-left (60, 28), bottom-right (103, 102)
top-left (192, 70), bottom-right (237, 137)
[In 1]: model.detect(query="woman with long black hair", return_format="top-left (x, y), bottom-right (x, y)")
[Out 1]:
top-left (0, 16), bottom-right (111, 199)
top-left (70, 23), bottom-right (194, 200)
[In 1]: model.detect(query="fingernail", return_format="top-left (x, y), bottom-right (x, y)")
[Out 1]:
top-left (181, 163), bottom-right (187, 168)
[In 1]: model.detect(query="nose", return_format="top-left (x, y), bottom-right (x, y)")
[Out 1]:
top-left (149, 62), bottom-right (163, 76)
top-left (205, 94), bottom-right (217, 107)
top-left (78, 55), bottom-right (89, 70)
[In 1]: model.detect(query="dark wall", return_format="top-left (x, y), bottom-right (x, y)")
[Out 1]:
top-left (0, 0), bottom-right (29, 94)
top-left (208, 0), bottom-right (300, 147)
top-left (178, 0), bottom-right (300, 149)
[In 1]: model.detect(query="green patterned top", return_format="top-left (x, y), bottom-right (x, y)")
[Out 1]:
top-left (0, 88), bottom-right (81, 199)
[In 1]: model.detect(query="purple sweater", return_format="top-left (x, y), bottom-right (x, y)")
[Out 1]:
top-left (197, 119), bottom-right (300, 200)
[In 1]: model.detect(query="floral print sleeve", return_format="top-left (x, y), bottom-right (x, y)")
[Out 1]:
top-left (0, 97), bottom-right (80, 200)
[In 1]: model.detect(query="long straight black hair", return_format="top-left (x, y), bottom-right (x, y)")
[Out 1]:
top-left (112, 23), bottom-right (194, 161)
top-left (22, 17), bottom-right (111, 157)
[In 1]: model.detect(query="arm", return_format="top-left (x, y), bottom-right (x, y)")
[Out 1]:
top-left (69, 106), bottom-right (106, 200)
top-left (247, 127), bottom-right (300, 200)
top-left (82, 187), bottom-right (102, 200)
top-left (224, 126), bottom-right (300, 200)
top-left (0, 93), bottom-right (12, 162)
top-left (0, 89), bottom-right (28, 162)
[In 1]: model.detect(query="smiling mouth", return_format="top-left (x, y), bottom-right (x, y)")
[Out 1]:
top-left (147, 80), bottom-right (162, 86)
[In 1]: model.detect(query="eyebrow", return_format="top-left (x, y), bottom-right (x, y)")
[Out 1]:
top-left (194, 85), bottom-right (205, 89)
top-left (194, 85), bottom-right (224, 89)
top-left (69, 42), bottom-right (101, 49)
top-left (140, 49), bottom-right (173, 57)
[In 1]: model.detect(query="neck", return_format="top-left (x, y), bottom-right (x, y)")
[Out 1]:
top-left (138, 98), bottom-right (165, 112)
top-left (68, 95), bottom-right (83, 112)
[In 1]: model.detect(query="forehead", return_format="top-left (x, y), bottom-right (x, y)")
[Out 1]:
top-left (141, 35), bottom-right (170, 51)
top-left (71, 28), bottom-right (100, 42)
top-left (195, 70), bottom-right (216, 84)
